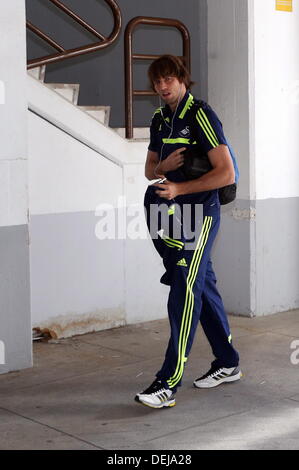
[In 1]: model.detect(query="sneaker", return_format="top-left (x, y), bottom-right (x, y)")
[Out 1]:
top-left (193, 365), bottom-right (242, 389)
top-left (135, 379), bottom-right (176, 409)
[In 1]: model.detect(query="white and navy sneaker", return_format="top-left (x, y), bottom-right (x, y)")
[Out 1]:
top-left (193, 365), bottom-right (242, 389)
top-left (135, 379), bottom-right (176, 409)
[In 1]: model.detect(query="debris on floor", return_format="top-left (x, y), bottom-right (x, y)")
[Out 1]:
top-left (32, 327), bottom-right (56, 342)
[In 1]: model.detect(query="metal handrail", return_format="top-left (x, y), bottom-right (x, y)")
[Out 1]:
top-left (124, 16), bottom-right (191, 139)
top-left (27, 0), bottom-right (121, 69)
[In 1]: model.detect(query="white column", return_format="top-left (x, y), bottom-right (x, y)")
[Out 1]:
top-left (253, 0), bottom-right (299, 315)
top-left (207, 0), bottom-right (299, 316)
top-left (0, 0), bottom-right (32, 373)
top-left (207, 0), bottom-right (255, 316)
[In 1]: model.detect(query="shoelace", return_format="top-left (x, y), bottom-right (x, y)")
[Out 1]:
top-left (144, 384), bottom-right (170, 398)
top-left (209, 368), bottom-right (227, 379)
top-left (150, 387), bottom-right (168, 397)
top-left (143, 381), bottom-right (162, 394)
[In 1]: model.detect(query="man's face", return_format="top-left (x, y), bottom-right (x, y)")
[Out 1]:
top-left (153, 76), bottom-right (186, 110)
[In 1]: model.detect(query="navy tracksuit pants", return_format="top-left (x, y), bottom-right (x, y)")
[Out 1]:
top-left (144, 185), bottom-right (239, 393)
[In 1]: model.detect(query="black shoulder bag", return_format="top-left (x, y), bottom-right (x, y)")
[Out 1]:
top-left (181, 102), bottom-right (237, 205)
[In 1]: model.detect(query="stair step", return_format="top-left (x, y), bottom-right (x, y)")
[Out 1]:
top-left (27, 65), bottom-right (46, 82)
top-left (45, 83), bottom-right (80, 105)
top-left (114, 127), bottom-right (150, 140)
top-left (78, 105), bottom-right (110, 126)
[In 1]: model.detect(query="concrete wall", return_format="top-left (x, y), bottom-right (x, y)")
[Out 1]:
top-left (27, 0), bottom-right (299, 320)
top-left (207, 0), bottom-right (254, 316)
top-left (253, 0), bottom-right (299, 315)
top-left (28, 75), bottom-right (168, 336)
top-left (28, 111), bottom-right (126, 334)
top-left (25, 0), bottom-right (208, 127)
top-left (208, 0), bottom-right (299, 317)
top-left (254, 0), bottom-right (299, 200)
top-left (0, 1), bottom-right (32, 374)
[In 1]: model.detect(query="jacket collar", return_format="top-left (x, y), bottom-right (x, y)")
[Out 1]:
top-left (164, 91), bottom-right (194, 119)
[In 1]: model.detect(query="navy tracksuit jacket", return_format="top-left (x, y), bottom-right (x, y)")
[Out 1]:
top-left (144, 92), bottom-right (239, 392)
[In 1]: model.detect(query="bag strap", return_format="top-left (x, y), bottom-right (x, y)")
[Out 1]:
top-left (185, 99), bottom-right (205, 144)
top-left (151, 108), bottom-right (165, 134)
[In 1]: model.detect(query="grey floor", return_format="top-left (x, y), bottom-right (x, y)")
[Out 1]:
top-left (0, 309), bottom-right (299, 450)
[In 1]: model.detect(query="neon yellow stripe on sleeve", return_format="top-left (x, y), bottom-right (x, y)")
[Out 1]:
top-left (196, 113), bottom-right (219, 148)
top-left (199, 109), bottom-right (219, 145)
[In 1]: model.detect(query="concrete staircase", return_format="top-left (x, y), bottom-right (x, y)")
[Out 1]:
top-left (27, 66), bottom-right (148, 139)
top-left (28, 66), bottom-right (111, 127)
top-left (27, 63), bottom-right (150, 340)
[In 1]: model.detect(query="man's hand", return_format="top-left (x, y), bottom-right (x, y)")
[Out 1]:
top-left (154, 179), bottom-right (180, 200)
top-left (160, 147), bottom-right (186, 173)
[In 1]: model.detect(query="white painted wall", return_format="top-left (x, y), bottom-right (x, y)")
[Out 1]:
top-left (28, 112), bottom-right (124, 215)
top-left (0, 1), bottom-right (28, 227)
top-left (252, 0), bottom-right (299, 315)
top-left (123, 164), bottom-right (169, 325)
top-left (254, 0), bottom-right (299, 199)
top-left (207, 0), bottom-right (251, 201)
top-left (207, 0), bottom-right (256, 316)
top-left (28, 112), bottom-right (125, 327)
top-left (0, 0), bottom-right (32, 374)
top-left (208, 0), bottom-right (299, 317)
top-left (28, 0), bottom-right (299, 330)
top-left (28, 76), bottom-right (168, 335)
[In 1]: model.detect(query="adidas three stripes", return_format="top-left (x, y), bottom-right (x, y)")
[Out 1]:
top-left (144, 187), bottom-right (239, 393)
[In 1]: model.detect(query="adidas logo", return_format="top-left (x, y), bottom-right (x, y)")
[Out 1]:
top-left (177, 258), bottom-right (188, 267)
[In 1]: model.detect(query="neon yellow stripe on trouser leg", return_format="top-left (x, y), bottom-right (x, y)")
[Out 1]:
top-left (167, 216), bottom-right (213, 389)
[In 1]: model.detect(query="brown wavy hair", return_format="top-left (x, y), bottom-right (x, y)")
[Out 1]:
top-left (148, 54), bottom-right (194, 91)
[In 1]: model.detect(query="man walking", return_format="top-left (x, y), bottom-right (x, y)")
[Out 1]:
top-left (135, 55), bottom-right (241, 409)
